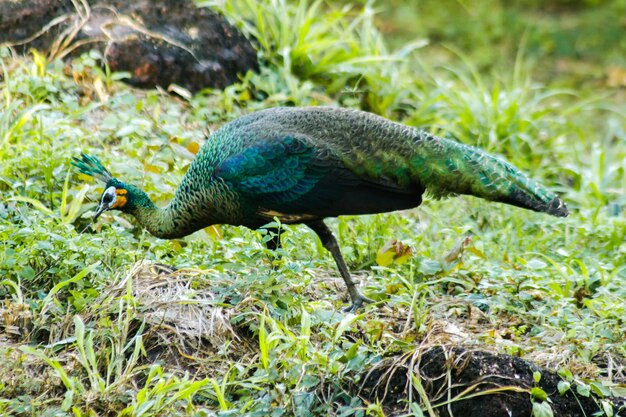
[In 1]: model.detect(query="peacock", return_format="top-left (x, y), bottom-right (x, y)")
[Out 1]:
top-left (72, 106), bottom-right (568, 311)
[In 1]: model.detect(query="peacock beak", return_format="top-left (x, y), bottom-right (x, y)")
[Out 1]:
top-left (94, 185), bottom-right (117, 221)
top-left (93, 201), bottom-right (109, 221)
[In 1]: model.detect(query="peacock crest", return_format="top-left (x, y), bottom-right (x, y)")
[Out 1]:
top-left (71, 153), bottom-right (113, 183)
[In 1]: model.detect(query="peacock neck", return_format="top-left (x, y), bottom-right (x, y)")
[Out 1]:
top-left (126, 177), bottom-right (239, 239)
top-left (127, 190), bottom-right (207, 239)
top-left (130, 203), bottom-right (176, 239)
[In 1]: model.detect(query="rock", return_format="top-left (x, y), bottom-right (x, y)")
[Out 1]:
top-left (357, 346), bottom-right (625, 417)
top-left (0, 0), bottom-right (258, 92)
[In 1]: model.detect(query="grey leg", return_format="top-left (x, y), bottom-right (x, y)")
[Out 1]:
top-left (306, 220), bottom-right (374, 312)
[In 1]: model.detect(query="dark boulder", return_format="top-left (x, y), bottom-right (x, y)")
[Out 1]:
top-left (0, 0), bottom-right (258, 92)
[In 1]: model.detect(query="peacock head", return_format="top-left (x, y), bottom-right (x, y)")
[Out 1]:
top-left (71, 153), bottom-right (139, 220)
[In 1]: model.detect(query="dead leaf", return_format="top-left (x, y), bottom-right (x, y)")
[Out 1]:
top-left (444, 235), bottom-right (472, 264)
top-left (170, 142), bottom-right (197, 160)
top-left (144, 163), bottom-right (161, 174)
top-left (187, 141), bottom-right (200, 154)
top-left (466, 246), bottom-right (484, 258)
top-left (607, 66), bottom-right (626, 87)
top-left (93, 77), bottom-right (109, 102)
top-left (376, 239), bottom-right (412, 267)
top-left (204, 225), bottom-right (223, 240)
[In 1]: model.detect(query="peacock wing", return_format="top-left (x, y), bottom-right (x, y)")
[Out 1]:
top-left (215, 134), bottom-right (331, 211)
top-left (215, 132), bottom-right (424, 220)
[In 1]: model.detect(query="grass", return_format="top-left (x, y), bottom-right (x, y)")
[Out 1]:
top-left (1, 0), bottom-right (625, 415)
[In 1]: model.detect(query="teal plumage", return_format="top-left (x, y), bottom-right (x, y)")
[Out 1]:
top-left (73, 106), bottom-right (568, 311)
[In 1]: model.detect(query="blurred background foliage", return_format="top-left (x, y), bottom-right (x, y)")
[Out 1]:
top-left (378, 0), bottom-right (626, 84)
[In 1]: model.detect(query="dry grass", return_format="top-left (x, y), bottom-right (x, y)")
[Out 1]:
top-left (103, 262), bottom-right (239, 351)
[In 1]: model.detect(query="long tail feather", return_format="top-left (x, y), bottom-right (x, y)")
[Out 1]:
top-left (413, 136), bottom-right (568, 217)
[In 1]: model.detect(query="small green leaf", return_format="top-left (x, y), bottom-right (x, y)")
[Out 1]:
top-left (342, 340), bottom-right (361, 362)
top-left (333, 313), bottom-right (359, 343)
top-left (532, 401), bottom-right (554, 417)
top-left (527, 259), bottom-right (547, 269)
top-left (557, 381), bottom-right (570, 395)
top-left (531, 386), bottom-right (547, 401)
top-left (299, 374), bottom-right (320, 390)
top-left (557, 368), bottom-right (573, 380)
top-left (20, 266), bottom-right (36, 280)
top-left (8, 196), bottom-right (53, 214)
top-left (601, 400), bottom-right (614, 417)
top-left (419, 259), bottom-right (442, 275)
top-left (62, 390), bottom-right (73, 411)
top-left (590, 381), bottom-right (611, 398)
top-left (74, 315), bottom-right (85, 345)
top-left (115, 124), bottom-right (136, 137)
top-left (576, 383), bottom-right (591, 397)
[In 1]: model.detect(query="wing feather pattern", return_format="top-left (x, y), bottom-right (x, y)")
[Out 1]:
top-left (216, 133), bottom-right (423, 219)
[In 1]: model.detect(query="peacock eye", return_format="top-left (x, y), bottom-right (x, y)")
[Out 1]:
top-left (102, 191), bottom-right (115, 204)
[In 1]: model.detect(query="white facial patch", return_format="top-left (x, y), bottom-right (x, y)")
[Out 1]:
top-left (101, 185), bottom-right (117, 207)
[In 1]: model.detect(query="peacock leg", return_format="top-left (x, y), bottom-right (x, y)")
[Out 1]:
top-left (306, 220), bottom-right (374, 312)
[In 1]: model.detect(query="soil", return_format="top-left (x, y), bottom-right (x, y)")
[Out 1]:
top-left (0, 0), bottom-right (258, 92)
top-left (358, 346), bottom-right (626, 417)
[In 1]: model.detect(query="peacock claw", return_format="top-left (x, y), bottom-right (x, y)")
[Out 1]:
top-left (343, 293), bottom-right (375, 313)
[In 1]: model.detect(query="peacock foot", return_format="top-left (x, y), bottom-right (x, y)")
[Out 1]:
top-left (343, 292), bottom-right (375, 313)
